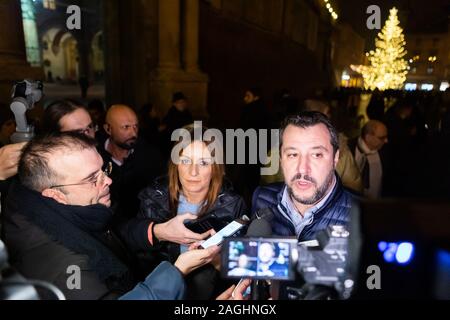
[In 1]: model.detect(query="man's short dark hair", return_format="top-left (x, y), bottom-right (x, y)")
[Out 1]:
top-left (41, 99), bottom-right (87, 134)
top-left (279, 111), bottom-right (339, 155)
top-left (172, 91), bottom-right (186, 103)
top-left (19, 132), bottom-right (97, 192)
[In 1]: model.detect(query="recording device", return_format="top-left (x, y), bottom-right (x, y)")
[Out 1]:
top-left (9, 80), bottom-right (43, 143)
top-left (348, 200), bottom-right (450, 299)
top-left (200, 217), bottom-right (249, 249)
top-left (222, 206), bottom-right (352, 299)
top-left (289, 225), bottom-right (351, 300)
top-left (241, 209), bottom-right (277, 300)
top-left (184, 213), bottom-right (229, 234)
top-left (225, 200), bottom-right (450, 300)
top-left (222, 237), bottom-right (297, 280)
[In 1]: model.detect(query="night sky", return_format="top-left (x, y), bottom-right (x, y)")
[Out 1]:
top-left (337, 0), bottom-right (450, 50)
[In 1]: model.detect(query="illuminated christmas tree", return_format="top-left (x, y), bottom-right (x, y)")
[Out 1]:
top-left (356, 7), bottom-right (408, 90)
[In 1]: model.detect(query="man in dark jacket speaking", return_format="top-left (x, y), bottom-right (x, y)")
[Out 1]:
top-left (252, 112), bottom-right (356, 241)
top-left (2, 133), bottom-right (219, 300)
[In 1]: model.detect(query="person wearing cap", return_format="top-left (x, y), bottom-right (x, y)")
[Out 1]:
top-left (160, 92), bottom-right (194, 159)
top-left (162, 92), bottom-right (193, 135)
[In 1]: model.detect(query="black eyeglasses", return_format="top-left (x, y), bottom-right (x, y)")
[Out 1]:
top-left (50, 162), bottom-right (112, 189)
top-left (72, 123), bottom-right (96, 136)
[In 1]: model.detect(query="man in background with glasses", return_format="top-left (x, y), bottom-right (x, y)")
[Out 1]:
top-left (348, 120), bottom-right (389, 199)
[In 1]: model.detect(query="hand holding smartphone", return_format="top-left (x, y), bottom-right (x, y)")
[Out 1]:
top-left (200, 219), bottom-right (247, 249)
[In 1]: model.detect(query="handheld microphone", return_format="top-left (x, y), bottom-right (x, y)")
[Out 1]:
top-left (245, 208), bottom-right (273, 300)
top-left (246, 208), bottom-right (273, 237)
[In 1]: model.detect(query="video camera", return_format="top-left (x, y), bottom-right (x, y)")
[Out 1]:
top-left (221, 199), bottom-right (450, 300)
top-left (9, 80), bottom-right (44, 143)
top-left (221, 225), bottom-right (351, 300)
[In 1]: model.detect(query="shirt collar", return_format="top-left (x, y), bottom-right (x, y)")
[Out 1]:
top-left (104, 138), bottom-right (134, 166)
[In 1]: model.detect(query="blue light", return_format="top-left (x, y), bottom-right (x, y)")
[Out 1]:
top-left (378, 241), bottom-right (415, 265)
top-left (378, 241), bottom-right (387, 252)
top-left (395, 242), bottom-right (414, 264)
top-left (383, 249), bottom-right (395, 263)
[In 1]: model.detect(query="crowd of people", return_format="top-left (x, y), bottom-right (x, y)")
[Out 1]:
top-left (0, 86), bottom-right (449, 300)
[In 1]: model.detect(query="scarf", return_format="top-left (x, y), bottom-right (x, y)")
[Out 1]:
top-left (356, 137), bottom-right (377, 189)
top-left (8, 182), bottom-right (130, 283)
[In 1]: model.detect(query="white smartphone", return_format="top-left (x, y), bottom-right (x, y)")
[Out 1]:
top-left (200, 220), bottom-right (246, 249)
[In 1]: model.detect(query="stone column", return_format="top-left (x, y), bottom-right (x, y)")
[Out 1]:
top-left (0, 0), bottom-right (43, 106)
top-left (158, 0), bottom-right (181, 70)
top-left (184, 0), bottom-right (199, 72)
top-left (0, 0), bottom-right (27, 65)
top-left (150, 0), bottom-right (208, 119)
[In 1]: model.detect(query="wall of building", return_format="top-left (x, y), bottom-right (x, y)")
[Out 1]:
top-left (331, 22), bottom-right (365, 87)
top-left (199, 0), bottom-right (333, 128)
top-left (406, 31), bottom-right (450, 89)
top-left (103, 0), bottom-right (158, 110)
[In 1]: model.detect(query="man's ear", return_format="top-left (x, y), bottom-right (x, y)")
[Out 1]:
top-left (104, 123), bottom-right (111, 135)
top-left (334, 150), bottom-right (340, 167)
top-left (42, 188), bottom-right (68, 205)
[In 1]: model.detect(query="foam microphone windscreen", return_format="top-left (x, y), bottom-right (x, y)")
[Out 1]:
top-left (246, 218), bottom-right (272, 237)
top-left (255, 207), bottom-right (274, 221)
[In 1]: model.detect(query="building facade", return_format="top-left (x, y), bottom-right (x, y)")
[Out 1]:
top-left (405, 27), bottom-right (450, 91)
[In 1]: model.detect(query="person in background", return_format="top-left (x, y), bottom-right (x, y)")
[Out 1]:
top-left (138, 103), bottom-right (162, 148)
top-left (87, 99), bottom-right (108, 143)
top-left (40, 100), bottom-right (96, 138)
top-left (160, 92), bottom-right (193, 159)
top-left (348, 120), bottom-right (389, 199)
top-left (236, 87), bottom-right (271, 206)
top-left (98, 104), bottom-right (162, 224)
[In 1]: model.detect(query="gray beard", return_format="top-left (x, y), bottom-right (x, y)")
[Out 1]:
top-left (288, 169), bottom-right (335, 206)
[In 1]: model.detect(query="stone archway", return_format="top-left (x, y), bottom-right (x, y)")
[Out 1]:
top-left (90, 30), bottom-right (104, 82)
top-left (41, 28), bottom-right (79, 82)
top-left (61, 33), bottom-right (78, 81)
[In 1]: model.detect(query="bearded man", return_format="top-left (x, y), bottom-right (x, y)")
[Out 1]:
top-left (251, 111), bottom-right (356, 241)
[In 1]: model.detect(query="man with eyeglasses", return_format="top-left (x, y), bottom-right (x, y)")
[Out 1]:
top-left (1, 132), bottom-right (220, 299)
top-left (98, 104), bottom-right (162, 224)
top-left (348, 120), bottom-right (389, 199)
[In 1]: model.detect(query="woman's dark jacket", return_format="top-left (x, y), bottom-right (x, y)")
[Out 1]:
top-left (136, 177), bottom-right (248, 271)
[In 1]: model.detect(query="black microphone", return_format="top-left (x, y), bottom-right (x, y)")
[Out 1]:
top-left (245, 208), bottom-right (273, 300)
top-left (246, 208), bottom-right (273, 237)
top-left (254, 207), bottom-right (274, 221)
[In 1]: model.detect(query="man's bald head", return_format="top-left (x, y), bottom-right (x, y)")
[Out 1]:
top-left (361, 120), bottom-right (388, 151)
top-left (106, 105), bottom-right (136, 124)
top-left (104, 104), bottom-right (139, 150)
